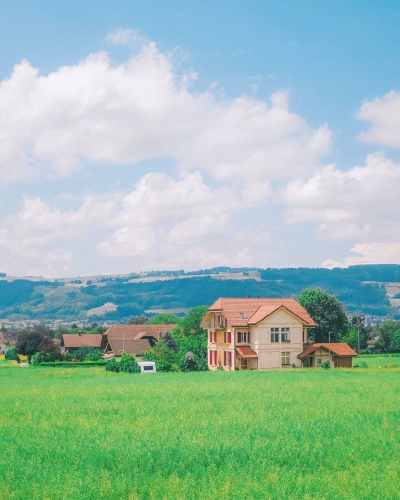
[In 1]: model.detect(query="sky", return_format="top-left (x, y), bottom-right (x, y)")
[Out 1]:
top-left (0, 0), bottom-right (399, 277)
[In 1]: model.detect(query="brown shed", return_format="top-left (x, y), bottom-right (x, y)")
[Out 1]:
top-left (298, 342), bottom-right (357, 368)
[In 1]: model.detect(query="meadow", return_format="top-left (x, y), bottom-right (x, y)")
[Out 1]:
top-left (0, 364), bottom-right (400, 499)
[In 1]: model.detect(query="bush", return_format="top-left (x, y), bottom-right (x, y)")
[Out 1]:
top-left (5, 346), bottom-right (20, 362)
top-left (321, 360), bottom-right (330, 369)
top-left (71, 346), bottom-right (103, 362)
top-left (105, 357), bottom-right (120, 373)
top-left (31, 352), bottom-right (42, 366)
top-left (119, 353), bottom-right (140, 373)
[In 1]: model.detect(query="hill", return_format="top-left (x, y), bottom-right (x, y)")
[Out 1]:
top-left (0, 265), bottom-right (399, 323)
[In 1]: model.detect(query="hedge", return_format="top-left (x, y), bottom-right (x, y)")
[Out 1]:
top-left (38, 361), bottom-right (106, 367)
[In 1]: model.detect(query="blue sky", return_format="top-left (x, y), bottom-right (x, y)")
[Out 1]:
top-left (0, 1), bottom-right (399, 276)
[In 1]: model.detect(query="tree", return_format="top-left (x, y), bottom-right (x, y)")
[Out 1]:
top-left (298, 288), bottom-right (349, 343)
top-left (126, 316), bottom-right (149, 325)
top-left (16, 332), bottom-right (54, 360)
top-left (148, 314), bottom-right (181, 325)
top-left (160, 331), bottom-right (179, 352)
top-left (376, 320), bottom-right (400, 352)
top-left (181, 306), bottom-right (208, 337)
top-left (119, 353), bottom-right (140, 373)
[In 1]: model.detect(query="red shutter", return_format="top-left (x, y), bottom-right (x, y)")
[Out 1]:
top-left (228, 331), bottom-right (231, 343)
top-left (224, 331), bottom-right (226, 343)
top-left (224, 351), bottom-right (226, 366)
top-left (214, 351), bottom-right (217, 365)
top-left (209, 350), bottom-right (212, 365)
top-left (228, 352), bottom-right (232, 368)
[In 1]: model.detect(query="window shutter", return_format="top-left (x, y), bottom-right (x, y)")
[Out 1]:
top-left (224, 331), bottom-right (226, 343)
top-left (228, 331), bottom-right (231, 343)
top-left (214, 350), bottom-right (217, 365)
top-left (228, 351), bottom-right (232, 367)
top-left (209, 350), bottom-right (212, 365)
top-left (224, 351), bottom-right (226, 366)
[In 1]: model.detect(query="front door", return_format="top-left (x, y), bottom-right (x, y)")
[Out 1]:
top-left (241, 358), bottom-right (248, 370)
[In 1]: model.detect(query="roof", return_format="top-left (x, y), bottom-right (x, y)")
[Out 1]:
top-left (298, 343), bottom-right (358, 359)
top-left (61, 334), bottom-right (103, 348)
top-left (0, 331), bottom-right (16, 344)
top-left (236, 346), bottom-right (258, 359)
top-left (104, 324), bottom-right (177, 341)
top-left (106, 338), bottom-right (151, 356)
top-left (206, 297), bottom-right (315, 327)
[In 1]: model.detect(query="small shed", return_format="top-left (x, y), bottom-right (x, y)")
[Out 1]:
top-left (298, 343), bottom-right (357, 368)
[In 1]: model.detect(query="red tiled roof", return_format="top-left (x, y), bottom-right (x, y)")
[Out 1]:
top-left (106, 339), bottom-right (151, 356)
top-left (298, 343), bottom-right (358, 359)
top-left (61, 334), bottom-right (103, 348)
top-left (104, 324), bottom-right (177, 341)
top-left (236, 346), bottom-right (258, 359)
top-left (208, 297), bottom-right (315, 327)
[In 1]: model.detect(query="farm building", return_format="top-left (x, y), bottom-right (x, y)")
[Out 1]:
top-left (60, 333), bottom-right (104, 352)
top-left (298, 343), bottom-right (357, 368)
top-left (102, 324), bottom-right (177, 358)
top-left (0, 331), bottom-right (16, 355)
top-left (201, 297), bottom-right (357, 370)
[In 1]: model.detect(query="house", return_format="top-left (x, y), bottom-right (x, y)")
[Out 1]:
top-left (60, 333), bottom-right (104, 353)
top-left (298, 343), bottom-right (357, 367)
top-left (0, 331), bottom-right (16, 355)
top-left (102, 324), bottom-right (177, 359)
top-left (201, 297), bottom-right (316, 370)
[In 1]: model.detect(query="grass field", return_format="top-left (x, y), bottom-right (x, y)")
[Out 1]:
top-left (1, 365), bottom-right (400, 499)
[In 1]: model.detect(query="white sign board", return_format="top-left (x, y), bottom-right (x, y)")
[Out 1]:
top-left (138, 361), bottom-right (156, 374)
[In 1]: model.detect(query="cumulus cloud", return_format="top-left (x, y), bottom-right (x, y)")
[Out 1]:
top-left (284, 153), bottom-right (400, 242)
top-left (358, 90), bottom-right (400, 147)
top-left (106, 28), bottom-right (149, 47)
top-left (0, 35), bottom-right (331, 183)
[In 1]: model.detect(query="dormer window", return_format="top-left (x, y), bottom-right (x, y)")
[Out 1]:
top-left (240, 312), bottom-right (247, 319)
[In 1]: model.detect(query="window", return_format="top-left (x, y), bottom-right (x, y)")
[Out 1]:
top-left (271, 327), bottom-right (279, 343)
top-left (281, 327), bottom-right (290, 343)
top-left (224, 351), bottom-right (232, 367)
top-left (237, 331), bottom-right (248, 343)
top-left (209, 350), bottom-right (218, 366)
top-left (281, 352), bottom-right (290, 366)
top-left (209, 331), bottom-right (216, 343)
top-left (224, 331), bottom-right (232, 343)
top-left (240, 312), bottom-right (247, 319)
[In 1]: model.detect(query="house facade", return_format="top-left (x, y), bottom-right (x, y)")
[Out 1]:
top-left (0, 332), bottom-right (16, 355)
top-left (201, 297), bottom-right (316, 370)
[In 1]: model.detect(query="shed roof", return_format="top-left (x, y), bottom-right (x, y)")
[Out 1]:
top-left (236, 346), bottom-right (258, 359)
top-left (61, 334), bottom-right (103, 348)
top-left (298, 343), bottom-right (358, 359)
top-left (106, 338), bottom-right (151, 357)
top-left (104, 324), bottom-right (177, 341)
top-left (206, 297), bottom-right (315, 327)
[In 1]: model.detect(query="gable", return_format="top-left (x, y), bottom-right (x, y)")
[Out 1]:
top-left (257, 307), bottom-right (305, 326)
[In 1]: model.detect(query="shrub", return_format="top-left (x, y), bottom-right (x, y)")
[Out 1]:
top-left (5, 346), bottom-right (19, 362)
top-left (119, 353), bottom-right (140, 374)
top-left (321, 360), bottom-right (330, 369)
top-left (31, 352), bottom-right (42, 366)
top-left (105, 357), bottom-right (120, 373)
top-left (71, 346), bottom-right (103, 362)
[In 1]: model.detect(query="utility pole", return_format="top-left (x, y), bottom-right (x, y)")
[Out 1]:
top-left (357, 322), bottom-right (360, 354)
top-left (328, 331), bottom-right (331, 367)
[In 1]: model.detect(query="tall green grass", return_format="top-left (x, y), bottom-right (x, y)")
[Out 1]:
top-left (1, 367), bottom-right (400, 499)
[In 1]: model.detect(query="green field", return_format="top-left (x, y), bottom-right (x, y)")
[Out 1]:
top-left (357, 354), bottom-right (400, 367)
top-left (1, 365), bottom-right (400, 499)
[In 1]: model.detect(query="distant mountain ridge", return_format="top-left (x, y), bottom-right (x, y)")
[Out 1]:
top-left (0, 265), bottom-right (399, 322)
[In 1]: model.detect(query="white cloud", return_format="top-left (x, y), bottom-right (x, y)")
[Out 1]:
top-left (284, 153), bottom-right (400, 242)
top-left (106, 29), bottom-right (149, 47)
top-left (0, 36), bottom-right (331, 183)
top-left (358, 90), bottom-right (400, 147)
